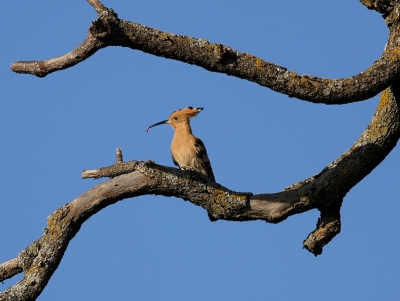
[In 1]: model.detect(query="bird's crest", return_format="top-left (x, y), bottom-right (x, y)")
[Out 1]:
top-left (146, 106), bottom-right (203, 132)
top-left (169, 107), bottom-right (203, 120)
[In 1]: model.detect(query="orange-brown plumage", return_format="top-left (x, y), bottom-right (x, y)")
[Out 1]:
top-left (146, 106), bottom-right (215, 182)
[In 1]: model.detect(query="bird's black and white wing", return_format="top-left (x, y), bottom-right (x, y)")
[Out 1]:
top-left (192, 137), bottom-right (216, 182)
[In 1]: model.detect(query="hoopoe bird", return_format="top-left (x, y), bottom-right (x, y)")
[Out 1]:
top-left (146, 106), bottom-right (215, 181)
top-left (146, 107), bottom-right (217, 221)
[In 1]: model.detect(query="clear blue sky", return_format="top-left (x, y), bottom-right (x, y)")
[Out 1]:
top-left (1, 1), bottom-right (399, 300)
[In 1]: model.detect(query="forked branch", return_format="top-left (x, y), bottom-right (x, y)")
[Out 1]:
top-left (1, 83), bottom-right (400, 299)
top-left (3, 0), bottom-right (400, 299)
top-left (10, 0), bottom-right (400, 104)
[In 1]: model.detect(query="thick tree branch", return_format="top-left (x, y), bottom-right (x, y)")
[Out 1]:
top-left (4, 0), bottom-right (400, 299)
top-left (10, 0), bottom-right (400, 104)
top-left (1, 81), bottom-right (400, 297)
top-left (80, 78), bottom-right (400, 255)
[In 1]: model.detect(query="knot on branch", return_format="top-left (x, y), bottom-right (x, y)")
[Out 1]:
top-left (90, 19), bottom-right (108, 38)
top-left (216, 44), bottom-right (238, 65)
top-left (90, 8), bottom-right (119, 39)
top-left (90, 18), bottom-right (114, 38)
top-left (192, 39), bottom-right (238, 67)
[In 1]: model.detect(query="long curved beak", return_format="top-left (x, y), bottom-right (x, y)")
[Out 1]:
top-left (146, 119), bottom-right (169, 132)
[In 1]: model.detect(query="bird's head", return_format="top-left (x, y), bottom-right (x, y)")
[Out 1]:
top-left (146, 106), bottom-right (204, 131)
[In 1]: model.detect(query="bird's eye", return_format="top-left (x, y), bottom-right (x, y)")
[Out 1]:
top-left (173, 117), bottom-right (178, 120)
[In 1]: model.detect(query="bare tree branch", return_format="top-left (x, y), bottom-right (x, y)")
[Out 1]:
top-left (1, 81), bottom-right (400, 297)
top-left (0, 258), bottom-right (22, 283)
top-left (3, 0), bottom-right (400, 299)
top-left (10, 1), bottom-right (400, 104)
top-left (10, 31), bottom-right (105, 78)
top-left (81, 148), bottom-right (151, 180)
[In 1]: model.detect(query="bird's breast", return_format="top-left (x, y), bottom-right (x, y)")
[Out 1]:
top-left (170, 137), bottom-right (194, 166)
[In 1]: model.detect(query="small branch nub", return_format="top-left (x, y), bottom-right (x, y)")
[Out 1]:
top-left (116, 147), bottom-right (123, 164)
